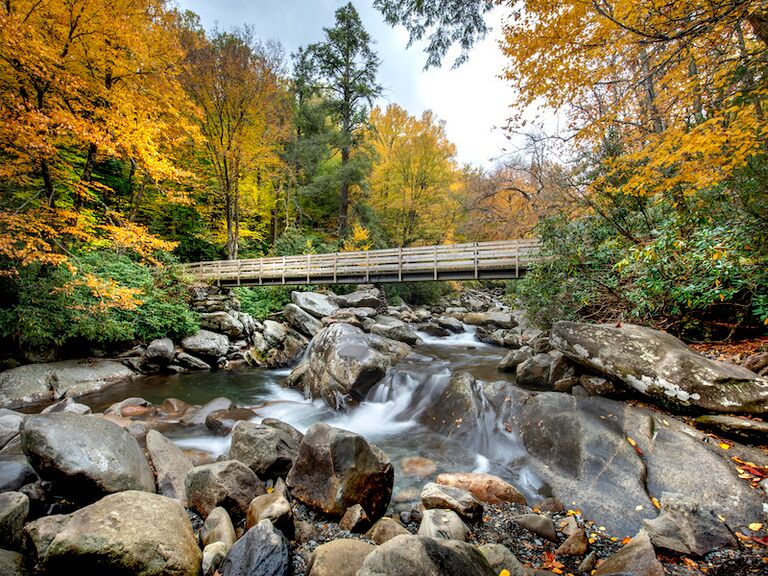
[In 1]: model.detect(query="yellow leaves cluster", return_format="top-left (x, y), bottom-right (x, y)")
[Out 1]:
top-left (66, 273), bottom-right (144, 312)
top-left (341, 223), bottom-right (372, 252)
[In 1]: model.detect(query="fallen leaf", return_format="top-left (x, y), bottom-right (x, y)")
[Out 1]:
top-left (651, 496), bottom-right (661, 509)
top-left (719, 442), bottom-right (731, 450)
top-left (682, 557), bottom-right (698, 568)
top-left (621, 537), bottom-right (632, 545)
top-left (749, 523), bottom-right (764, 531)
top-left (499, 570), bottom-right (511, 576)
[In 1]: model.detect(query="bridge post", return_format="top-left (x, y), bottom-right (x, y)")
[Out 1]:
top-left (333, 253), bottom-right (338, 283)
top-left (433, 245), bottom-right (438, 280)
top-left (398, 247), bottom-right (403, 282)
top-left (282, 256), bottom-right (286, 285)
top-left (307, 254), bottom-right (311, 284)
top-left (515, 245), bottom-right (519, 278)
top-left (474, 242), bottom-right (478, 279)
top-left (259, 258), bottom-right (263, 285)
top-left (365, 251), bottom-right (370, 283)
top-left (216, 260), bottom-right (221, 287)
top-left (237, 260), bottom-right (241, 286)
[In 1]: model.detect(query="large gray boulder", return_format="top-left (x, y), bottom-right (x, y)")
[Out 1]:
top-left (20, 413), bottom-right (154, 502)
top-left (292, 291), bottom-right (339, 318)
top-left (418, 509), bottom-right (469, 541)
top-left (370, 316), bottom-right (419, 345)
top-left (0, 360), bottom-right (135, 409)
top-left (229, 420), bottom-right (301, 481)
top-left (551, 321), bottom-right (768, 413)
top-left (283, 303), bottom-right (323, 337)
top-left (35, 491), bottom-right (201, 576)
top-left (0, 491), bottom-right (28, 550)
top-left (146, 430), bottom-right (193, 505)
top-left (199, 312), bottom-right (246, 339)
top-left (336, 287), bottom-right (384, 309)
top-left (306, 539), bottom-right (375, 576)
top-left (0, 410), bottom-right (24, 450)
top-left (462, 311), bottom-right (516, 329)
top-left (419, 372), bottom-right (486, 438)
top-left (145, 338), bottom-right (175, 365)
top-left (181, 329), bottom-right (229, 359)
top-left (0, 456), bottom-right (37, 492)
top-left (594, 530), bottom-right (663, 576)
top-left (515, 353), bottom-right (553, 389)
top-left (220, 519), bottom-right (290, 576)
top-left (185, 460), bottom-right (264, 520)
top-left (286, 423), bottom-right (393, 520)
top-left (287, 323), bottom-right (410, 410)
top-left (516, 392), bottom-right (765, 536)
top-left (420, 482), bottom-right (483, 522)
top-left (357, 534), bottom-right (496, 576)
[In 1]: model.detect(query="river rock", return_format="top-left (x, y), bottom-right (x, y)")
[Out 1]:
top-left (306, 539), bottom-right (375, 576)
top-left (39, 397), bottom-right (91, 415)
top-left (498, 347), bottom-right (532, 372)
top-left (477, 543), bottom-right (526, 576)
top-left (418, 508), bottom-right (469, 540)
top-left (357, 534), bottom-right (496, 576)
top-left (0, 360), bottom-right (135, 409)
top-left (284, 304), bottom-right (323, 337)
top-left (336, 287), bottom-right (384, 309)
top-left (694, 414), bottom-right (768, 443)
top-left (263, 320), bottom-right (288, 347)
top-left (205, 407), bottom-right (257, 435)
top-left (400, 456), bottom-right (438, 478)
top-left (0, 456), bottom-right (37, 492)
top-left (20, 413), bottom-right (154, 502)
top-left (435, 472), bottom-right (526, 505)
top-left (516, 392), bottom-right (765, 536)
top-left (420, 482), bottom-right (483, 522)
top-left (175, 352), bottom-right (211, 371)
top-left (364, 517), bottom-right (410, 544)
top-left (186, 460), bottom-right (264, 520)
top-left (744, 351), bottom-right (768, 374)
top-left (146, 430), bottom-right (193, 505)
top-left (203, 541), bottom-right (228, 576)
top-left (0, 549), bottom-right (27, 576)
top-left (287, 323), bottom-right (410, 410)
top-left (37, 491), bottom-right (201, 576)
top-left (245, 479), bottom-right (293, 538)
top-left (220, 519), bottom-right (290, 576)
top-left (339, 503), bottom-right (370, 533)
top-left (370, 316), bottom-right (419, 345)
top-left (512, 514), bottom-right (558, 542)
top-left (181, 329), bottom-right (229, 359)
top-left (555, 527), bottom-right (589, 556)
top-left (292, 291), bottom-right (339, 318)
top-left (0, 411), bottom-right (23, 450)
top-left (437, 316), bottom-right (464, 333)
top-left (202, 507), bottom-right (237, 549)
top-left (419, 372), bottom-right (486, 437)
top-left (594, 530), bottom-right (663, 576)
top-left (0, 492), bottom-right (28, 550)
top-left (551, 321), bottom-right (768, 413)
top-left (286, 423), bottom-right (393, 520)
top-left (229, 420), bottom-right (301, 480)
top-left (579, 374), bottom-right (617, 396)
top-left (145, 338), bottom-right (175, 365)
top-left (181, 396), bottom-right (234, 426)
top-left (516, 353), bottom-right (553, 389)
top-left (642, 492), bottom-right (737, 555)
top-left (463, 311), bottom-right (516, 329)
top-left (200, 311), bottom-right (245, 338)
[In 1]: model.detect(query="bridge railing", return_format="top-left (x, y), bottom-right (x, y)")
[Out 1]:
top-left (184, 239), bottom-right (541, 285)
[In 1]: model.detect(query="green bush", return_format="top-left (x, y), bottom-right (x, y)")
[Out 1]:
top-left (232, 286), bottom-right (295, 320)
top-left (383, 281), bottom-right (454, 306)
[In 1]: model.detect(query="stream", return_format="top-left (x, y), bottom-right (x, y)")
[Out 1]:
top-left (80, 326), bottom-right (546, 504)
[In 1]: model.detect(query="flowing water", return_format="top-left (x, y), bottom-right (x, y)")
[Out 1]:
top-left (82, 326), bottom-right (546, 503)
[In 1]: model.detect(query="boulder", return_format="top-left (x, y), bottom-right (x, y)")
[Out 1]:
top-left (437, 316), bottom-right (464, 333)
top-left (364, 517), bottom-right (410, 544)
top-left (0, 360), bottom-right (135, 409)
top-left (286, 423), bottom-right (393, 520)
top-left (463, 311), bottom-right (516, 329)
top-left (338, 503), bottom-right (371, 533)
top-left (400, 456), bottom-right (438, 479)
top-left (0, 492), bottom-right (28, 550)
top-left (370, 316), bottom-right (419, 345)
top-left (418, 509), bottom-right (469, 541)
top-left (199, 312), bottom-right (245, 338)
top-left (220, 519), bottom-right (290, 576)
top-left (515, 353), bottom-right (553, 389)
top-left (203, 542), bottom-right (228, 576)
top-left (0, 456), bottom-right (37, 492)
top-left (284, 304), bottom-right (323, 337)
top-left (476, 544), bottom-right (526, 576)
top-left (263, 321), bottom-right (288, 347)
top-left (551, 321), bottom-right (768, 413)
top-left (186, 460), bottom-right (264, 520)
top-left (0, 411), bottom-right (24, 449)
top-left (420, 482), bottom-right (483, 523)
top-left (39, 397), bottom-right (91, 415)
top-left (245, 479), bottom-right (293, 538)
top-left (36, 491), bottom-right (201, 576)
top-left (512, 514), bottom-right (558, 542)
top-left (229, 420), bottom-right (301, 480)
top-left (205, 407), bottom-right (257, 436)
top-left (435, 472), bottom-right (526, 505)
top-left (579, 374), bottom-right (617, 396)
top-left (145, 338), bottom-right (175, 365)
top-left (594, 530), bottom-right (663, 576)
top-left (20, 413), bottom-right (154, 502)
top-left (181, 396), bottom-right (234, 426)
top-left (336, 288), bottom-right (384, 309)
top-left (694, 414), bottom-right (768, 443)
top-left (357, 534), bottom-right (496, 576)
top-left (498, 347), bottom-right (532, 373)
top-left (145, 430), bottom-right (193, 505)
top-left (0, 549), bottom-right (27, 576)
top-left (307, 539), bottom-right (375, 576)
top-left (419, 372), bottom-right (486, 437)
top-left (181, 330), bottom-right (229, 359)
top-left (287, 323), bottom-right (410, 410)
top-left (642, 493), bottom-right (737, 555)
top-left (555, 527), bottom-right (589, 556)
top-left (201, 507), bottom-right (237, 549)
top-left (174, 352), bottom-right (211, 371)
top-left (292, 291), bottom-right (339, 319)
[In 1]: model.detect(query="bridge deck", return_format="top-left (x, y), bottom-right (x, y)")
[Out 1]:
top-left (184, 239), bottom-right (541, 286)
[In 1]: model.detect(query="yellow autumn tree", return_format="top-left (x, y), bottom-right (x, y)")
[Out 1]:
top-left (367, 104), bottom-right (461, 247)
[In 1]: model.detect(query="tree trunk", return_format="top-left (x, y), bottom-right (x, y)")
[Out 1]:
top-left (81, 143), bottom-right (97, 182)
top-left (41, 159), bottom-right (55, 207)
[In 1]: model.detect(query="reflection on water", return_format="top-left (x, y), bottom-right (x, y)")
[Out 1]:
top-left (82, 326), bottom-right (545, 502)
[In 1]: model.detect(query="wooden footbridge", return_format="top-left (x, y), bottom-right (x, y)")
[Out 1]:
top-left (185, 239), bottom-right (542, 287)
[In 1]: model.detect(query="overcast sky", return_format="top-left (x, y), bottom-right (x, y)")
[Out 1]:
top-left (175, 0), bottom-right (514, 168)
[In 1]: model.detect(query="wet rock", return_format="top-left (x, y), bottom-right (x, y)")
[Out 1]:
top-left (336, 287), bottom-right (384, 309)
top-left (364, 517), bottom-right (410, 544)
top-left (420, 372), bottom-right (487, 437)
top-left (20, 413), bottom-right (154, 502)
top-left (555, 527), bottom-right (589, 556)
top-left (463, 311), bottom-right (516, 329)
top-left (229, 420), bottom-right (301, 480)
top-left (181, 396), bottom-right (234, 426)
top-left (245, 479), bottom-right (293, 538)
top-left (0, 492), bottom-right (28, 550)
top-left (744, 351), bottom-right (768, 374)
top-left (419, 323), bottom-right (450, 338)
top-left (694, 414), bottom-right (768, 443)
top-left (284, 304), bottom-right (323, 337)
top-left (205, 407), bottom-right (257, 436)
top-left (370, 316), bottom-right (419, 345)
top-left (594, 530), bottom-right (663, 576)
top-left (0, 456), bottom-right (37, 492)
top-left (420, 482), bottom-right (483, 523)
top-left (548, 352), bottom-right (577, 386)
top-left (0, 549), bottom-right (28, 576)
top-left (202, 506), bottom-right (237, 549)
top-left (477, 543), bottom-right (526, 576)
top-left (263, 320), bottom-right (289, 347)
top-left (536, 497), bottom-right (565, 514)
top-left (104, 396), bottom-right (150, 416)
top-left (0, 360), bottom-right (135, 409)
top-left (418, 508), bottom-right (469, 541)
top-left (399, 456), bottom-right (438, 478)
top-left (181, 329), bottom-right (229, 360)
top-left (203, 541), bottom-right (228, 576)
top-left (437, 316), bottom-right (464, 333)
top-left (516, 353), bottom-right (553, 389)
top-left (579, 374), bottom-right (617, 396)
top-left (39, 398), bottom-right (91, 415)
top-left (174, 352), bottom-right (211, 371)
top-left (287, 423), bottom-right (393, 520)
top-left (498, 347), bottom-right (532, 373)
top-left (551, 321), bottom-right (768, 413)
top-left (435, 472), bottom-right (526, 505)
top-left (0, 410), bottom-right (24, 450)
top-left (338, 503), bottom-right (370, 533)
top-left (220, 519), bottom-right (290, 576)
top-left (578, 551), bottom-right (597, 572)
top-left (307, 539), bottom-right (375, 576)
top-left (357, 534), bottom-right (496, 576)
top-left (39, 491), bottom-right (200, 575)
top-left (145, 338), bottom-right (174, 365)
top-left (553, 376), bottom-right (579, 393)
top-left (145, 430), bottom-right (193, 505)
top-left (186, 460), bottom-right (264, 520)
top-left (642, 492), bottom-right (737, 555)
top-left (292, 291), bottom-right (339, 319)
top-left (512, 514), bottom-right (558, 542)
top-left (200, 312), bottom-right (246, 338)
top-left (287, 323), bottom-right (410, 410)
